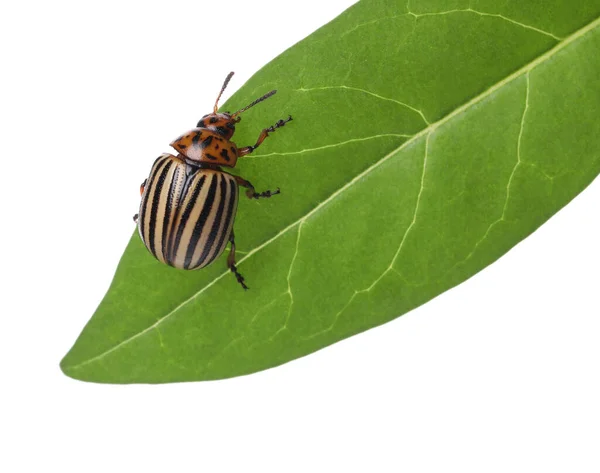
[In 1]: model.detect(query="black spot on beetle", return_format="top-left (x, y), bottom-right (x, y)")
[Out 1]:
top-left (196, 119), bottom-right (206, 128)
top-left (209, 116), bottom-right (218, 124)
top-left (206, 153), bottom-right (218, 161)
top-left (179, 144), bottom-right (187, 149)
top-left (200, 136), bottom-right (213, 149)
top-left (226, 122), bottom-right (235, 129)
top-left (230, 146), bottom-right (236, 153)
top-left (216, 126), bottom-right (228, 136)
top-left (220, 149), bottom-right (230, 161)
top-left (192, 132), bottom-right (202, 144)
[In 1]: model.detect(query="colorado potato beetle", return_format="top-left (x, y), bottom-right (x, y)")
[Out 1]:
top-left (133, 72), bottom-right (292, 289)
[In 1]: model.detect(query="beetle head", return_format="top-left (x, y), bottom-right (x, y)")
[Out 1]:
top-left (196, 112), bottom-right (238, 139)
top-left (196, 71), bottom-right (277, 139)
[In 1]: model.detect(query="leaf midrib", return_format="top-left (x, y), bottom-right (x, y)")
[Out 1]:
top-left (65, 14), bottom-right (600, 372)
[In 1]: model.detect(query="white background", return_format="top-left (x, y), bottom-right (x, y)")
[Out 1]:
top-left (1, 1), bottom-right (599, 472)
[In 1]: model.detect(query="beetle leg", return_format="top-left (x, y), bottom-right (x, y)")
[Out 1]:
top-left (234, 175), bottom-right (280, 200)
top-left (227, 231), bottom-right (248, 290)
top-left (238, 115), bottom-right (292, 157)
top-left (132, 179), bottom-right (146, 223)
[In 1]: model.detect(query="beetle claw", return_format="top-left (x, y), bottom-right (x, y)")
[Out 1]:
top-left (230, 264), bottom-right (249, 290)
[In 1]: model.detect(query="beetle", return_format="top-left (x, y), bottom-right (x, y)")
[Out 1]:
top-left (133, 72), bottom-right (292, 289)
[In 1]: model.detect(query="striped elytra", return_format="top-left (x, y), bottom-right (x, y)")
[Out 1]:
top-left (134, 71), bottom-right (291, 289)
top-left (138, 153), bottom-right (239, 270)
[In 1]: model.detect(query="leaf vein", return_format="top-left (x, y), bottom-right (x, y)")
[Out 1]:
top-left (295, 85), bottom-right (429, 124)
top-left (253, 133), bottom-right (413, 158)
top-left (270, 224), bottom-right (303, 340)
top-left (407, 9), bottom-right (563, 40)
top-left (452, 72), bottom-right (530, 267)
top-left (303, 132), bottom-right (431, 339)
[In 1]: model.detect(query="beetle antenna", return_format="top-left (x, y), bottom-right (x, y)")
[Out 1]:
top-left (231, 90), bottom-right (277, 118)
top-left (214, 71), bottom-right (235, 113)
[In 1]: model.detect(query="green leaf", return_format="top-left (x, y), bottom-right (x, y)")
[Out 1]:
top-left (61, 0), bottom-right (600, 383)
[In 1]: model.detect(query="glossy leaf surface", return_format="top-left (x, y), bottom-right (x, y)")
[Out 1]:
top-left (61, 0), bottom-right (600, 383)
